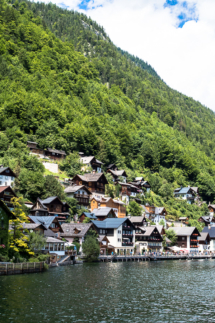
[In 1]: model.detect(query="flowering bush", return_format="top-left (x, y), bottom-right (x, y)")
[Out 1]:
top-left (0, 244), bottom-right (5, 249)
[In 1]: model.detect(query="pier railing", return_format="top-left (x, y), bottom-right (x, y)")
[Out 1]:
top-left (0, 262), bottom-right (45, 275)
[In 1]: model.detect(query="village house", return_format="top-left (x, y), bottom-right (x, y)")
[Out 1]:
top-left (60, 223), bottom-right (95, 253)
top-left (0, 200), bottom-right (16, 255)
top-left (21, 223), bottom-right (47, 235)
top-left (79, 212), bottom-right (98, 223)
top-left (27, 141), bottom-right (66, 161)
top-left (98, 235), bottom-right (111, 255)
top-left (0, 186), bottom-right (17, 210)
top-left (44, 237), bottom-right (66, 262)
top-left (143, 205), bottom-right (167, 227)
top-left (28, 215), bottom-right (63, 238)
top-left (90, 207), bottom-right (116, 221)
top-left (173, 186), bottom-right (200, 204)
top-left (198, 215), bottom-right (215, 226)
top-left (107, 166), bottom-right (127, 183)
top-left (131, 177), bottom-right (151, 192)
top-left (0, 166), bottom-right (16, 187)
top-left (30, 197), bottom-right (70, 224)
top-left (72, 173), bottom-right (108, 200)
top-left (92, 218), bottom-right (135, 255)
top-left (202, 226), bottom-right (215, 252)
top-left (167, 227), bottom-right (200, 252)
top-left (119, 182), bottom-right (141, 205)
top-left (135, 226), bottom-right (163, 253)
top-left (79, 153), bottom-right (103, 173)
top-left (129, 216), bottom-right (148, 228)
top-left (197, 232), bottom-right (211, 252)
top-left (91, 196), bottom-right (126, 218)
top-left (64, 185), bottom-right (91, 208)
top-left (178, 217), bottom-right (188, 224)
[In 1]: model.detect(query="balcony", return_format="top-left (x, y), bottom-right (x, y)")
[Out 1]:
top-left (123, 225), bottom-right (132, 230)
top-left (122, 242), bottom-right (133, 247)
top-left (122, 234), bottom-right (133, 238)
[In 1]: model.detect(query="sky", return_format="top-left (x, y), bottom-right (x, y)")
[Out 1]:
top-left (42, 0), bottom-right (215, 111)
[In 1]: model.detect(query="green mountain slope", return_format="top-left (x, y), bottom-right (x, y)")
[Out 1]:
top-left (16, 0), bottom-right (215, 162)
top-left (0, 0), bottom-right (214, 225)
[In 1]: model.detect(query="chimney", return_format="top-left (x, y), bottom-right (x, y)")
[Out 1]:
top-left (92, 170), bottom-right (96, 174)
top-left (208, 224), bottom-right (211, 230)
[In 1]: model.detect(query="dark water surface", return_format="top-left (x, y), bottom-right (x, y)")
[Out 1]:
top-left (1, 260), bottom-right (215, 323)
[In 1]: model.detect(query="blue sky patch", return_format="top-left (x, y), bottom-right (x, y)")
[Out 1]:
top-left (164, 1), bottom-right (198, 28)
top-left (58, 2), bottom-right (69, 8)
top-left (78, 0), bottom-right (91, 10)
top-left (164, 0), bottom-right (178, 7)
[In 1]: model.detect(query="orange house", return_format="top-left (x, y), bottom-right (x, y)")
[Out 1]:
top-left (91, 197), bottom-right (126, 218)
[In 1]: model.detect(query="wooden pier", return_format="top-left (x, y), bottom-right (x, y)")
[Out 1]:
top-left (0, 262), bottom-right (45, 275)
top-left (99, 254), bottom-right (215, 263)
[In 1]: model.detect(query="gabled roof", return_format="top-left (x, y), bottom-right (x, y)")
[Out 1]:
top-left (42, 196), bottom-right (63, 205)
top-left (98, 235), bottom-right (109, 243)
top-left (198, 232), bottom-right (210, 242)
top-left (135, 177), bottom-right (143, 181)
top-left (28, 215), bottom-right (63, 232)
top-left (92, 218), bottom-right (129, 229)
top-left (0, 167), bottom-right (16, 177)
top-left (64, 185), bottom-right (92, 195)
top-left (73, 173), bottom-right (108, 183)
top-left (200, 215), bottom-right (214, 223)
top-left (137, 226), bottom-right (159, 237)
top-left (80, 156), bottom-right (103, 165)
top-left (46, 237), bottom-right (65, 243)
top-left (81, 212), bottom-right (97, 220)
top-left (129, 216), bottom-right (145, 223)
top-left (46, 148), bottom-right (66, 155)
top-left (202, 226), bottom-right (215, 239)
top-left (108, 169), bottom-right (127, 177)
top-left (174, 187), bottom-right (194, 194)
top-left (61, 223), bottom-right (93, 237)
top-left (107, 164), bottom-right (117, 170)
top-left (209, 204), bottom-right (215, 210)
top-left (93, 207), bottom-right (116, 217)
top-left (0, 186), bottom-right (17, 196)
top-left (21, 223), bottom-right (46, 230)
top-left (167, 227), bottom-right (200, 236)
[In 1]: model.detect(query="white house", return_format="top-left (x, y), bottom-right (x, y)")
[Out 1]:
top-left (0, 166), bottom-right (16, 187)
top-left (174, 186), bottom-right (199, 204)
top-left (167, 227), bottom-right (200, 252)
top-left (202, 226), bottom-right (215, 252)
top-left (92, 218), bottom-right (135, 255)
top-left (80, 155), bottom-right (103, 173)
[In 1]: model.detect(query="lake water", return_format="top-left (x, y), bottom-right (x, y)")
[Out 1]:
top-left (1, 260), bottom-right (215, 322)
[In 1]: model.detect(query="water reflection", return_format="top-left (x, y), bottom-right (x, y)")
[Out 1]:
top-left (1, 261), bottom-right (215, 322)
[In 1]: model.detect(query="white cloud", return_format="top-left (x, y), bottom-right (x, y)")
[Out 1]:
top-left (43, 0), bottom-right (215, 111)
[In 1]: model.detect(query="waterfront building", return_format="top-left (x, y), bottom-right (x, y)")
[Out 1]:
top-left (64, 185), bottom-right (92, 208)
top-left (135, 226), bottom-right (163, 253)
top-left (167, 227), bottom-right (200, 252)
top-left (202, 226), bottom-right (215, 251)
top-left (98, 235), bottom-right (111, 255)
top-left (92, 218), bottom-right (135, 255)
top-left (0, 166), bottom-right (16, 187)
top-left (60, 222), bottom-right (95, 253)
top-left (91, 196), bottom-right (126, 218)
top-left (44, 237), bottom-right (66, 261)
top-left (197, 232), bottom-right (211, 252)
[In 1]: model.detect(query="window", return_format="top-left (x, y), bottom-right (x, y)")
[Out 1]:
top-left (100, 229), bottom-right (103, 234)
top-left (118, 230), bottom-right (121, 234)
top-left (5, 176), bottom-right (8, 180)
top-left (0, 182), bottom-right (2, 185)
top-left (182, 237), bottom-right (185, 240)
top-left (118, 238), bottom-right (121, 242)
top-left (103, 230), bottom-right (106, 234)
top-left (5, 182), bottom-right (7, 186)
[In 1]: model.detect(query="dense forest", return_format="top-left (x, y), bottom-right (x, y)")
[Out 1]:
top-left (0, 0), bottom-right (215, 227)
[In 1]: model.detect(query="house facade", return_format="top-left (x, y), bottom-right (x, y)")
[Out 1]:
top-left (28, 215), bottom-right (63, 237)
top-left (27, 141), bottom-right (66, 161)
top-left (0, 186), bottom-right (17, 210)
top-left (91, 197), bottom-right (126, 218)
top-left (202, 226), bottom-right (215, 251)
top-left (168, 227), bottom-right (200, 252)
top-left (92, 218), bottom-right (135, 255)
top-left (132, 177), bottom-right (151, 192)
top-left (80, 155), bottom-right (103, 173)
top-left (60, 223), bottom-right (95, 253)
top-left (64, 185), bottom-right (91, 208)
top-left (91, 207), bottom-right (116, 221)
top-left (107, 169), bottom-right (127, 183)
top-left (79, 212), bottom-right (98, 223)
top-left (135, 226), bottom-right (163, 253)
top-left (174, 186), bottom-right (199, 204)
top-left (143, 205), bottom-right (167, 227)
top-left (197, 232), bottom-right (211, 252)
top-left (0, 167), bottom-right (16, 187)
top-left (72, 173), bottom-right (108, 200)
top-left (30, 197), bottom-right (70, 224)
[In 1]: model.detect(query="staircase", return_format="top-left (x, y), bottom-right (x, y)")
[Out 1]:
top-left (57, 255), bottom-right (70, 264)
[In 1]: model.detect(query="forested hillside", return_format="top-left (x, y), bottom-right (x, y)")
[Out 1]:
top-left (0, 0), bottom-right (215, 225)
top-left (13, 0), bottom-right (215, 161)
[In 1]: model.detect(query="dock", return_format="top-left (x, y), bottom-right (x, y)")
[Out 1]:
top-left (99, 254), bottom-right (215, 262)
top-left (0, 262), bottom-right (45, 275)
